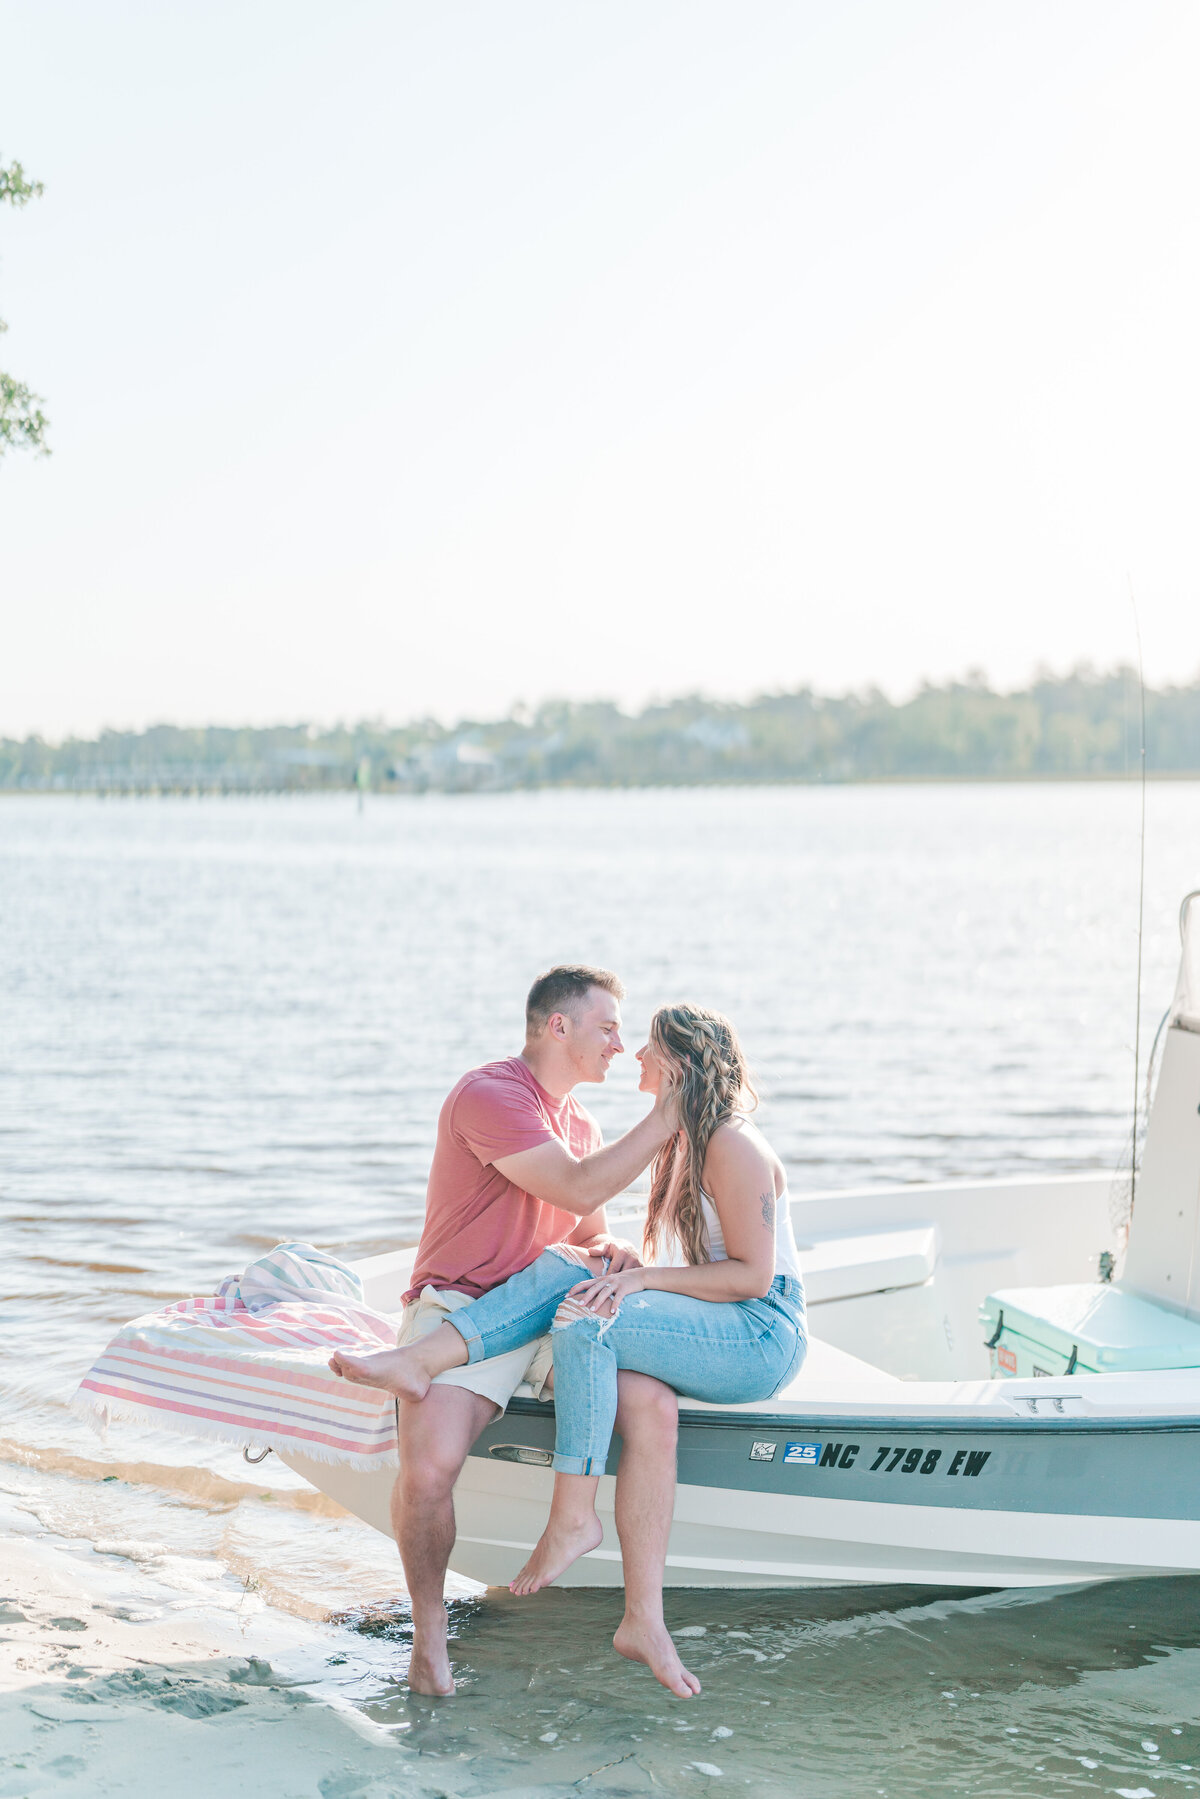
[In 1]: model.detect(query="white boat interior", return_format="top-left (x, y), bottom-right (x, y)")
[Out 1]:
top-left (279, 892), bottom-right (1200, 1590)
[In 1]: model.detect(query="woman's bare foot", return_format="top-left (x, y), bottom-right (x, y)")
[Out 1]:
top-left (328, 1345), bottom-right (431, 1402)
top-left (509, 1512), bottom-right (604, 1595)
top-left (613, 1614), bottom-right (702, 1698)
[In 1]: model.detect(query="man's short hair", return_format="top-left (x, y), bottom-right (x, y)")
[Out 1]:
top-left (525, 964), bottom-right (625, 1034)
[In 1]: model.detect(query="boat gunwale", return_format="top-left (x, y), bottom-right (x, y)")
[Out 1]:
top-left (502, 1395), bottom-right (1200, 1436)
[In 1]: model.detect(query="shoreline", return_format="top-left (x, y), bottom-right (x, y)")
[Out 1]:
top-left (0, 1494), bottom-right (419, 1798)
top-left (4, 770), bottom-right (1199, 800)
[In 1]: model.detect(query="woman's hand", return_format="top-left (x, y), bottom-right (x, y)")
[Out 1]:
top-left (567, 1264), bottom-right (648, 1317)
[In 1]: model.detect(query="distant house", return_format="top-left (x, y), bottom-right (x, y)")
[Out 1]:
top-left (401, 735), bottom-right (500, 790)
top-left (682, 715), bottom-right (751, 753)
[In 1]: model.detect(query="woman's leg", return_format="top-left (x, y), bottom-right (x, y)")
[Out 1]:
top-left (609, 1373), bottom-right (700, 1699)
top-left (506, 1292), bottom-right (794, 1590)
top-left (506, 1291), bottom-right (801, 1693)
top-left (329, 1248), bottom-right (595, 1400)
top-left (508, 1470), bottom-right (603, 1597)
top-left (549, 1286), bottom-right (801, 1474)
top-left (449, 1247), bottom-right (596, 1364)
top-left (508, 1373), bottom-right (700, 1695)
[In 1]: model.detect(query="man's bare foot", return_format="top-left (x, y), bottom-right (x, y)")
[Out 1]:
top-left (613, 1615), bottom-right (702, 1698)
top-left (407, 1641), bottom-right (456, 1696)
top-left (509, 1512), bottom-right (604, 1595)
top-left (328, 1345), bottom-right (431, 1402)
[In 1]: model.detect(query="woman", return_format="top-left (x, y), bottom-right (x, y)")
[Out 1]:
top-left (332, 1003), bottom-right (806, 1696)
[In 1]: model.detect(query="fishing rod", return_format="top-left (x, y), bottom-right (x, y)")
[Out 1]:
top-left (1128, 576), bottom-right (1147, 1219)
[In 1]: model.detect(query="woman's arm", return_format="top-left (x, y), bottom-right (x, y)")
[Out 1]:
top-left (569, 1124), bottom-right (778, 1311)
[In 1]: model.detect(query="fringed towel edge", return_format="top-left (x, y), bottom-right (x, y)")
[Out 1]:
top-left (68, 1389), bottom-right (399, 1474)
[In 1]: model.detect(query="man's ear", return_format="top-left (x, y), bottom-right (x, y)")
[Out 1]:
top-left (549, 1011), bottom-right (571, 1042)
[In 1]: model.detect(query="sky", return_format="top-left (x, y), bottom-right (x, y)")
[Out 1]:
top-left (2, 0), bottom-right (1199, 740)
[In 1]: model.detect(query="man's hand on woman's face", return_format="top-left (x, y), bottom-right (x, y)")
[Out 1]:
top-left (652, 1069), bottom-right (680, 1134)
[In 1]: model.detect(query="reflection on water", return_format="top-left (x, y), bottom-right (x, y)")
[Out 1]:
top-left (4, 786), bottom-right (1200, 1794)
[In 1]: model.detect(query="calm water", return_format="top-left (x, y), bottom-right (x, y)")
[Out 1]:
top-left (4, 784), bottom-right (1200, 1796)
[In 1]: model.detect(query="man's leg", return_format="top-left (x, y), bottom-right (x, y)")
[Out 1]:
top-left (331, 1251), bottom-right (600, 1399)
top-left (332, 1320), bottom-right (469, 1402)
top-left (393, 1382), bottom-right (498, 1695)
top-left (611, 1373), bottom-right (700, 1698)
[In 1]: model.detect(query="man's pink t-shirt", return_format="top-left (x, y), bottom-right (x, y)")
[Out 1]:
top-left (404, 1057), bottom-right (603, 1304)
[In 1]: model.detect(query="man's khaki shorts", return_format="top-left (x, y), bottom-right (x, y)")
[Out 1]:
top-left (397, 1285), bottom-right (554, 1414)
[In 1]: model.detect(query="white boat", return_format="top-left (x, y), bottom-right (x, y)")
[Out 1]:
top-left (278, 893), bottom-right (1200, 1591)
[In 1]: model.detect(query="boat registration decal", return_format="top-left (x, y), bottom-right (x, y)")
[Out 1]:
top-left (749, 1441), bottom-right (778, 1462)
top-left (777, 1441), bottom-right (992, 1477)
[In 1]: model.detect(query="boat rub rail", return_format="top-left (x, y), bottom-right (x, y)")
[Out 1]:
top-left (505, 1396), bottom-right (1200, 1436)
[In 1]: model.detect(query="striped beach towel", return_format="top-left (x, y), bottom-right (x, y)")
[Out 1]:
top-left (73, 1243), bottom-right (402, 1470)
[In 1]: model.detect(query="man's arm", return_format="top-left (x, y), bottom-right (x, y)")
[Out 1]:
top-left (492, 1101), bottom-right (673, 1218)
top-left (568, 1204), bottom-right (610, 1246)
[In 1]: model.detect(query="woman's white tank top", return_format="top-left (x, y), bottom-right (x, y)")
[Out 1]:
top-left (660, 1184), bottom-right (804, 1283)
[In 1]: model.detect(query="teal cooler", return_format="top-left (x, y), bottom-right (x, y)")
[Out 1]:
top-left (980, 1283), bottom-right (1200, 1379)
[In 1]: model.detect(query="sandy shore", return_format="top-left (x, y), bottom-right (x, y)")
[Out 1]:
top-left (0, 1496), bottom-right (438, 1799)
top-left (0, 1468), bottom-right (707, 1799)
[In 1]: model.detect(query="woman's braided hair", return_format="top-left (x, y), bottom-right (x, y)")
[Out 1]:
top-left (643, 1003), bottom-right (758, 1267)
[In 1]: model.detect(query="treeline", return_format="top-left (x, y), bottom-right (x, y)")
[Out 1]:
top-left (5, 668), bottom-right (1200, 794)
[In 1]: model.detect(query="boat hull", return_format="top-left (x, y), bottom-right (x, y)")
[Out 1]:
top-left (280, 1398), bottom-right (1200, 1590)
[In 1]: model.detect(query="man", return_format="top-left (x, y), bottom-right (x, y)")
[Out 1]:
top-left (354, 965), bottom-right (680, 1697)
